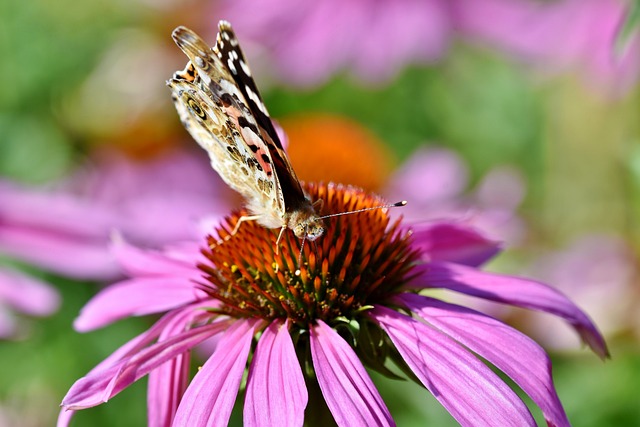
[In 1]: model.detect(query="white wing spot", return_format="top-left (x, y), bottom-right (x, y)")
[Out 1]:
top-left (239, 60), bottom-right (251, 77)
top-left (246, 86), bottom-right (268, 115)
top-left (227, 58), bottom-right (237, 74)
top-left (219, 78), bottom-right (244, 100)
top-left (195, 57), bottom-right (205, 68)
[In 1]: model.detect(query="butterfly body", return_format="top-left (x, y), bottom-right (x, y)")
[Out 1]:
top-left (168, 22), bottom-right (324, 241)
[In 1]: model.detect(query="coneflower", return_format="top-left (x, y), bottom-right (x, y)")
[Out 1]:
top-left (59, 182), bottom-right (607, 427)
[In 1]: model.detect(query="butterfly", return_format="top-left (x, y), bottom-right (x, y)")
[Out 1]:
top-left (167, 21), bottom-right (325, 244)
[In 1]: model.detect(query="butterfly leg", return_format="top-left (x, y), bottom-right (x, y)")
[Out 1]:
top-left (274, 225), bottom-right (287, 255)
top-left (217, 214), bottom-right (262, 245)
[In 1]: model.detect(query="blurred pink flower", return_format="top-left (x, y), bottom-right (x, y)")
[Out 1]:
top-left (0, 148), bottom-right (232, 281)
top-left (0, 267), bottom-right (60, 338)
top-left (453, 0), bottom-right (640, 95)
top-left (217, 0), bottom-right (452, 86)
top-left (385, 147), bottom-right (526, 246)
top-left (524, 234), bottom-right (637, 351)
top-left (60, 183), bottom-right (606, 427)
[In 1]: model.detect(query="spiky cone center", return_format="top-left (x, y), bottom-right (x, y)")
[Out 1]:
top-left (198, 182), bottom-right (419, 328)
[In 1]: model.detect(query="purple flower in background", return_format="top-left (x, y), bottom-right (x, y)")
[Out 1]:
top-left (0, 267), bottom-right (60, 338)
top-left (524, 234), bottom-right (636, 351)
top-left (216, 0), bottom-right (452, 86)
top-left (0, 147), bottom-right (231, 281)
top-left (453, 0), bottom-right (640, 95)
top-left (213, 0), bottom-right (639, 92)
top-left (60, 183), bottom-right (607, 426)
top-left (385, 147), bottom-right (526, 246)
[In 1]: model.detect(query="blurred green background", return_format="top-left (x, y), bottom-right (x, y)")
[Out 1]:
top-left (1, 0), bottom-right (639, 425)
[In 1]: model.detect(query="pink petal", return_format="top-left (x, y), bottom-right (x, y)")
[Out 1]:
top-left (62, 320), bottom-right (229, 410)
top-left (110, 238), bottom-right (202, 278)
top-left (411, 222), bottom-right (501, 266)
top-left (56, 408), bottom-right (75, 427)
top-left (245, 320), bottom-right (307, 427)
top-left (414, 261), bottom-right (609, 358)
top-left (0, 226), bottom-right (119, 280)
top-left (173, 319), bottom-right (259, 427)
top-left (148, 354), bottom-right (190, 427)
top-left (0, 268), bottom-right (60, 316)
top-left (0, 182), bottom-right (115, 239)
top-left (0, 183), bottom-right (120, 279)
top-left (396, 293), bottom-right (570, 427)
top-left (371, 306), bottom-right (535, 427)
top-left (74, 277), bottom-right (208, 332)
top-left (148, 308), bottom-right (197, 427)
top-left (310, 320), bottom-right (394, 427)
top-left (89, 302), bottom-right (215, 375)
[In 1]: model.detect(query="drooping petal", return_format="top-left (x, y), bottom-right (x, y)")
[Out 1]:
top-left (414, 261), bottom-right (609, 358)
top-left (56, 407), bottom-right (75, 427)
top-left (148, 353), bottom-right (190, 427)
top-left (245, 320), bottom-right (307, 427)
top-left (310, 320), bottom-right (394, 427)
top-left (62, 320), bottom-right (229, 410)
top-left (411, 222), bottom-right (501, 267)
top-left (173, 319), bottom-right (259, 427)
top-left (74, 277), bottom-right (208, 332)
top-left (396, 293), bottom-right (570, 427)
top-left (147, 307), bottom-right (198, 427)
top-left (89, 304), bottom-right (205, 375)
top-left (70, 301), bottom-right (214, 399)
top-left (371, 306), bottom-right (536, 427)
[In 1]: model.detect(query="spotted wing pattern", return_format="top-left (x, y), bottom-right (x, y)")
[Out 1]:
top-left (168, 21), bottom-right (325, 242)
top-left (213, 22), bottom-right (309, 213)
top-left (168, 23), bottom-right (288, 228)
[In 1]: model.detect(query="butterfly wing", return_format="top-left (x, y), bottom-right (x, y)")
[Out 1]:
top-left (168, 26), bottom-right (285, 228)
top-left (213, 21), bottom-right (310, 214)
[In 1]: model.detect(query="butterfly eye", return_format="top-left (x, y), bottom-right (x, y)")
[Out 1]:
top-left (186, 97), bottom-right (207, 120)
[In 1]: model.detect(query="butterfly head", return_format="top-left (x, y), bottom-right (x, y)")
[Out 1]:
top-left (288, 207), bottom-right (325, 241)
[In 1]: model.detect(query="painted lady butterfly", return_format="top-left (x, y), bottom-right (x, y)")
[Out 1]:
top-left (167, 21), bottom-right (325, 244)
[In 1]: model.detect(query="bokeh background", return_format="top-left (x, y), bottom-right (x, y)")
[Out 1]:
top-left (1, 0), bottom-right (639, 425)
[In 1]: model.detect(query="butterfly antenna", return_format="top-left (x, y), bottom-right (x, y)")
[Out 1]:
top-left (316, 200), bottom-right (407, 221)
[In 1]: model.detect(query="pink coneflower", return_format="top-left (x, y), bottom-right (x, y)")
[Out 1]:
top-left (59, 182), bottom-right (607, 426)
